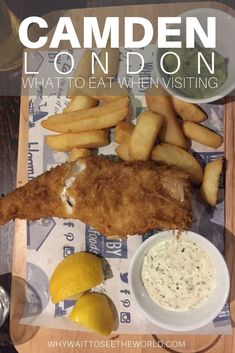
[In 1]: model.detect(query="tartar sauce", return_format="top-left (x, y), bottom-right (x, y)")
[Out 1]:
top-left (141, 238), bottom-right (215, 311)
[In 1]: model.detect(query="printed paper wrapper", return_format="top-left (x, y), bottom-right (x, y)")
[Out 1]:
top-left (20, 46), bottom-right (232, 335)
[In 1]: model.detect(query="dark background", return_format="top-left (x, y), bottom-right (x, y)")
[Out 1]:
top-left (0, 1), bottom-right (234, 352)
top-left (6, 0), bottom-right (235, 18)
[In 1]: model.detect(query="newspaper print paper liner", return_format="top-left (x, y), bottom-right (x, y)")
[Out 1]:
top-left (20, 47), bottom-right (231, 335)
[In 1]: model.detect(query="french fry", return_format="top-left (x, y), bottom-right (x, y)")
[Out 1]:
top-left (46, 130), bottom-right (109, 152)
top-left (182, 121), bottom-right (223, 148)
top-left (145, 87), bottom-right (188, 150)
top-left (129, 112), bottom-right (164, 161)
top-left (114, 121), bottom-right (134, 144)
top-left (68, 49), bottom-right (93, 97)
top-left (93, 84), bottom-right (129, 102)
top-left (94, 47), bottom-right (119, 80)
top-left (72, 82), bottom-right (129, 102)
top-left (172, 97), bottom-right (207, 122)
top-left (69, 148), bottom-right (92, 162)
top-left (100, 95), bottom-right (128, 103)
top-left (151, 143), bottom-right (203, 184)
top-left (44, 107), bottom-right (128, 133)
top-left (64, 96), bottom-right (98, 113)
top-left (200, 159), bottom-right (223, 206)
top-left (42, 97), bottom-right (129, 128)
top-left (115, 140), bottom-right (131, 161)
top-left (68, 80), bottom-right (95, 99)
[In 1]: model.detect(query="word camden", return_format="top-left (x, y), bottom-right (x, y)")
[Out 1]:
top-left (19, 16), bottom-right (217, 76)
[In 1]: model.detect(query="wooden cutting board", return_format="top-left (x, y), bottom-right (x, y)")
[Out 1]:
top-left (10, 2), bottom-right (235, 353)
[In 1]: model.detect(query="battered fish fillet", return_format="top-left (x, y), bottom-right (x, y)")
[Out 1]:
top-left (0, 156), bottom-right (192, 237)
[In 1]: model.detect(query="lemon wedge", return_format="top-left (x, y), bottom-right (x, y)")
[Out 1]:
top-left (69, 292), bottom-right (115, 336)
top-left (49, 252), bottom-right (104, 304)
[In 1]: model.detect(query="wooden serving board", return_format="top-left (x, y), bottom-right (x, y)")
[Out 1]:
top-left (10, 3), bottom-right (235, 353)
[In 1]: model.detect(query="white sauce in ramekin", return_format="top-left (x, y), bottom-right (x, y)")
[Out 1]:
top-left (141, 238), bottom-right (215, 311)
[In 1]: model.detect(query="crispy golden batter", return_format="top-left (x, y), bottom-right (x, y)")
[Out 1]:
top-left (0, 156), bottom-right (192, 237)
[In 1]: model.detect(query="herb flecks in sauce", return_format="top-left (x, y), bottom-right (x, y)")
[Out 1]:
top-left (161, 44), bottom-right (228, 99)
top-left (141, 238), bottom-right (215, 311)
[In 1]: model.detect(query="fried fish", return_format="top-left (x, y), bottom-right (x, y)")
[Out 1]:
top-left (0, 156), bottom-right (192, 237)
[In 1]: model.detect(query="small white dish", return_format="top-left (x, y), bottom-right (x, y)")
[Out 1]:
top-left (154, 8), bottom-right (235, 103)
top-left (129, 230), bottom-right (230, 332)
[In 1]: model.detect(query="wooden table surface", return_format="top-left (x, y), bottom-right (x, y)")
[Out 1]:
top-left (0, 0), bottom-right (234, 352)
